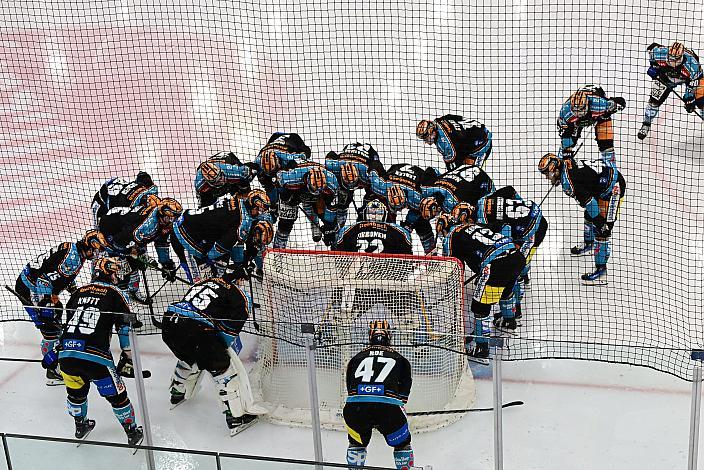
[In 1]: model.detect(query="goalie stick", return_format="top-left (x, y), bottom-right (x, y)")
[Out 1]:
top-left (407, 400), bottom-right (524, 416)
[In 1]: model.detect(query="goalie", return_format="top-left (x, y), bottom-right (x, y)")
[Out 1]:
top-left (161, 271), bottom-right (267, 435)
top-left (336, 200), bottom-right (413, 255)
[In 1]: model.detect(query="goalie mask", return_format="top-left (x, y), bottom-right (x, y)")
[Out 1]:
top-left (199, 161), bottom-right (225, 187)
top-left (157, 198), bottom-right (183, 225)
top-left (416, 119), bottom-right (438, 145)
top-left (369, 320), bottom-right (391, 346)
top-left (363, 200), bottom-right (388, 222)
top-left (93, 257), bottom-right (129, 285)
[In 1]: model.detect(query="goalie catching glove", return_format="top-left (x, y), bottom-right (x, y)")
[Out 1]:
top-left (117, 351), bottom-right (152, 379)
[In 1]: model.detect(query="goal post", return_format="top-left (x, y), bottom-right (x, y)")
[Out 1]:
top-left (253, 248), bottom-right (476, 432)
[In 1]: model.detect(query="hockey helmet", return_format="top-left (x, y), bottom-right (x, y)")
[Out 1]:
top-left (251, 219), bottom-right (274, 247)
top-left (363, 199), bottom-right (388, 223)
top-left (419, 196), bottom-right (441, 220)
top-left (668, 41), bottom-right (685, 67)
top-left (135, 171), bottom-right (154, 187)
top-left (435, 213), bottom-right (455, 238)
top-left (386, 184), bottom-right (407, 211)
top-left (451, 202), bottom-right (475, 224)
top-left (259, 148), bottom-right (281, 175)
top-left (340, 163), bottom-right (361, 189)
top-left (157, 198), bottom-right (183, 224)
top-left (538, 153), bottom-right (563, 185)
top-left (245, 189), bottom-right (271, 217)
top-left (368, 320), bottom-right (391, 346)
top-left (199, 161), bottom-right (225, 187)
top-left (305, 166), bottom-right (327, 195)
top-left (416, 119), bottom-right (438, 145)
top-left (79, 229), bottom-right (107, 259)
top-left (569, 90), bottom-right (589, 118)
top-left (93, 257), bottom-right (129, 284)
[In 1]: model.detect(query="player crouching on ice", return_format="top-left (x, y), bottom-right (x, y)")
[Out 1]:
top-left (344, 320), bottom-right (415, 470)
top-left (162, 270), bottom-right (267, 435)
top-left (538, 152), bottom-right (626, 285)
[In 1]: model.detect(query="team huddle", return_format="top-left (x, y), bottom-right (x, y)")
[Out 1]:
top-left (10, 40), bottom-right (702, 469)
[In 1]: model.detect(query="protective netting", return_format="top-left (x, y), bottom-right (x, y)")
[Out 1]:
top-left (253, 249), bottom-right (474, 431)
top-left (0, 0), bottom-right (702, 382)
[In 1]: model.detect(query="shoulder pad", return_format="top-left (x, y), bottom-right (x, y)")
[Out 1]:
top-left (647, 42), bottom-right (662, 51)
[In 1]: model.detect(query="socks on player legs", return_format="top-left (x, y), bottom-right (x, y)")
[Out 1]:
top-left (594, 239), bottom-right (610, 266)
top-left (346, 446), bottom-right (368, 467)
top-left (393, 448), bottom-right (414, 470)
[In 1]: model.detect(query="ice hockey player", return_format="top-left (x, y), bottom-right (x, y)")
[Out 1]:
top-left (467, 186), bottom-right (549, 321)
top-left (344, 320), bottom-right (414, 470)
top-left (273, 163), bottom-right (340, 248)
top-left (325, 142), bottom-right (381, 226)
top-left (438, 216), bottom-right (526, 361)
top-left (336, 200), bottom-right (413, 255)
top-left (367, 163), bottom-right (439, 254)
top-left (557, 85), bottom-right (626, 172)
top-left (194, 151), bottom-right (259, 207)
top-left (14, 230), bottom-right (107, 385)
top-left (162, 271), bottom-right (267, 435)
top-left (416, 115), bottom-right (493, 170)
top-left (59, 257), bottom-right (144, 445)
top-left (98, 198), bottom-right (182, 303)
top-left (171, 190), bottom-right (272, 283)
top-left (538, 152), bottom-right (626, 285)
top-left (638, 41), bottom-right (704, 140)
top-left (91, 171), bottom-right (158, 227)
top-left (418, 164), bottom-right (495, 221)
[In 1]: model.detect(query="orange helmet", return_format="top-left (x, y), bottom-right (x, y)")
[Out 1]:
top-left (245, 189), bottom-right (271, 216)
top-left (199, 161), bottom-right (225, 187)
top-left (668, 41), bottom-right (685, 67)
top-left (305, 166), bottom-right (327, 195)
top-left (416, 119), bottom-right (438, 144)
top-left (79, 229), bottom-right (107, 259)
top-left (386, 185), bottom-right (407, 211)
top-left (157, 198), bottom-right (183, 224)
top-left (538, 153), bottom-right (562, 176)
top-left (451, 202), bottom-right (475, 224)
top-left (435, 213), bottom-right (454, 237)
top-left (569, 90), bottom-right (589, 117)
top-left (251, 220), bottom-right (274, 246)
top-left (259, 148), bottom-right (281, 175)
top-left (340, 163), bottom-right (361, 189)
top-left (419, 196), bottom-right (441, 219)
top-left (93, 257), bottom-right (128, 284)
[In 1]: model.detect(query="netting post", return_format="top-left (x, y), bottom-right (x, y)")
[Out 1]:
top-left (688, 350), bottom-right (704, 470)
top-left (302, 323), bottom-right (324, 469)
top-left (492, 337), bottom-right (505, 470)
top-left (129, 321), bottom-right (156, 470)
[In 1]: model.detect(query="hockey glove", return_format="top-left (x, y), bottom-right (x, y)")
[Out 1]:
top-left (321, 222), bottom-right (339, 247)
top-left (161, 259), bottom-right (178, 283)
top-left (66, 280), bottom-right (78, 294)
top-left (684, 97), bottom-right (697, 113)
top-left (243, 162), bottom-right (259, 179)
top-left (609, 97), bottom-right (626, 112)
top-left (117, 351), bottom-right (151, 378)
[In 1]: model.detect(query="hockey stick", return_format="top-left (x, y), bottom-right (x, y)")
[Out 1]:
top-left (132, 256), bottom-right (192, 286)
top-left (463, 273), bottom-right (479, 286)
top-left (4, 285), bottom-right (31, 305)
top-left (247, 275), bottom-right (260, 332)
top-left (667, 84), bottom-right (704, 121)
top-left (140, 270), bottom-right (162, 329)
top-left (407, 400), bottom-right (524, 416)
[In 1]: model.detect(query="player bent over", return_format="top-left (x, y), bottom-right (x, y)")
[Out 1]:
top-left (14, 230), bottom-right (107, 385)
top-left (59, 257), bottom-right (144, 445)
top-left (639, 41), bottom-right (703, 140)
top-left (91, 171), bottom-right (158, 227)
top-left (416, 115), bottom-right (492, 170)
top-left (344, 320), bottom-right (414, 470)
top-left (194, 151), bottom-right (259, 207)
top-left (538, 153), bottom-right (626, 285)
top-left (162, 272), bottom-right (267, 435)
top-left (438, 216), bottom-right (526, 361)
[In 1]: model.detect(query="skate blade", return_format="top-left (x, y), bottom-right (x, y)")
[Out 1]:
top-left (46, 379), bottom-right (64, 386)
top-left (495, 327), bottom-right (518, 336)
top-left (466, 356), bottom-right (490, 366)
top-left (131, 437), bottom-right (144, 455)
top-left (75, 428), bottom-right (95, 447)
top-left (580, 278), bottom-right (608, 286)
top-left (169, 399), bottom-right (187, 410)
top-left (229, 418), bottom-right (258, 437)
top-left (570, 252), bottom-right (593, 258)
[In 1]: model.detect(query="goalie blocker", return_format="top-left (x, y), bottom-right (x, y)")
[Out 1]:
top-left (161, 273), bottom-right (267, 435)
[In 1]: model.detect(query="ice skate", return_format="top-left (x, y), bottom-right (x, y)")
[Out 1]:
top-left (570, 241), bottom-right (594, 257)
top-left (580, 265), bottom-right (607, 286)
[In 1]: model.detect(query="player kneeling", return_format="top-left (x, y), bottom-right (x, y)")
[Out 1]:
top-left (162, 271), bottom-right (267, 435)
top-left (59, 257), bottom-right (144, 445)
top-left (344, 320), bottom-right (414, 470)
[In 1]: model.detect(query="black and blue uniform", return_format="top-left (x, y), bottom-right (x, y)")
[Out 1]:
top-left (423, 164), bottom-right (495, 213)
top-left (432, 115), bottom-right (492, 170)
top-left (91, 174), bottom-right (158, 227)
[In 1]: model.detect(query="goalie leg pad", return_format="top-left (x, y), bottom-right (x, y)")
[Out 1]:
top-left (213, 365), bottom-right (245, 418)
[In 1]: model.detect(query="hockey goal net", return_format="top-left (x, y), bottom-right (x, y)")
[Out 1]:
top-left (253, 249), bottom-right (475, 432)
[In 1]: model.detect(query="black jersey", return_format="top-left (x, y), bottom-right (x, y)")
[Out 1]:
top-left (384, 163), bottom-right (437, 190)
top-left (435, 114), bottom-right (490, 158)
top-left (61, 282), bottom-right (132, 365)
top-left (562, 158), bottom-right (627, 207)
top-left (336, 222), bottom-right (413, 255)
top-left (99, 206), bottom-right (171, 255)
top-left (475, 186), bottom-right (542, 241)
top-left (20, 242), bottom-right (85, 295)
top-left (346, 345), bottom-right (412, 406)
top-left (443, 223), bottom-right (517, 272)
top-left (429, 164), bottom-right (495, 209)
top-left (176, 196), bottom-right (249, 254)
top-left (166, 277), bottom-right (249, 345)
top-left (92, 177), bottom-right (157, 222)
